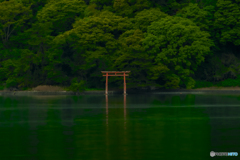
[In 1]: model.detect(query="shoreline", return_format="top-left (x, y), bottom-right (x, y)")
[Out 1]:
top-left (2, 87), bottom-right (240, 95)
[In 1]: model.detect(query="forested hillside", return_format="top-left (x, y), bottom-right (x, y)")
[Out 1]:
top-left (1, 0), bottom-right (240, 91)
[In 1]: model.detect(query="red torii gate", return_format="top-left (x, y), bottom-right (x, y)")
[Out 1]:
top-left (101, 71), bottom-right (130, 95)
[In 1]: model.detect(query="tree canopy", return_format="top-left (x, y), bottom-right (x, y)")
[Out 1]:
top-left (0, 0), bottom-right (239, 90)
top-left (143, 16), bottom-right (214, 88)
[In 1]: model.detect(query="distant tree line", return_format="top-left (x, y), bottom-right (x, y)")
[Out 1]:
top-left (0, 0), bottom-right (240, 90)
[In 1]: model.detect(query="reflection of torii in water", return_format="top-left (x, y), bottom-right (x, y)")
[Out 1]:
top-left (105, 94), bottom-right (127, 156)
top-left (105, 94), bottom-right (126, 126)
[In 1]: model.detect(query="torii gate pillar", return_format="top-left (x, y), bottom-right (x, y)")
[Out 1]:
top-left (101, 71), bottom-right (130, 95)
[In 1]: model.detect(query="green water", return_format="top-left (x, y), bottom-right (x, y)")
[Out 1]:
top-left (0, 94), bottom-right (239, 160)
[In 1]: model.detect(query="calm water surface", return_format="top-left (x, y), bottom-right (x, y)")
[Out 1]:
top-left (0, 93), bottom-right (240, 160)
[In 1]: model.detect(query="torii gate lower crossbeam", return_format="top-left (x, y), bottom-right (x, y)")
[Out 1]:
top-left (101, 71), bottom-right (130, 95)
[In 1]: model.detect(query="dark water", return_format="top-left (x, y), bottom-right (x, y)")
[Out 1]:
top-left (0, 93), bottom-right (239, 160)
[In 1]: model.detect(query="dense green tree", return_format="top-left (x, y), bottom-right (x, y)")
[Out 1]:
top-left (175, 3), bottom-right (217, 50)
top-left (0, 21), bottom-right (54, 86)
top-left (133, 8), bottom-right (167, 32)
top-left (49, 11), bottom-right (132, 88)
top-left (178, 0), bottom-right (218, 8)
top-left (197, 0), bottom-right (218, 8)
top-left (84, 3), bottom-right (101, 17)
top-left (113, 0), bottom-right (151, 17)
top-left (176, 3), bottom-right (211, 31)
top-left (37, 0), bottom-right (87, 36)
top-left (148, 0), bottom-right (217, 15)
top-left (194, 46), bottom-right (240, 82)
top-left (5, 0), bottom-right (88, 86)
top-left (3, 0), bottom-right (51, 50)
top-left (171, 2), bottom-right (218, 83)
top-left (0, 49), bottom-right (39, 88)
top-left (0, 0), bottom-right (240, 90)
top-left (143, 16), bottom-right (214, 89)
top-left (214, 0), bottom-right (240, 46)
top-left (25, 22), bottom-right (54, 84)
top-left (113, 29), bottom-right (155, 88)
top-left (113, 0), bottom-right (133, 17)
top-left (128, 0), bottom-right (151, 13)
top-left (0, 0), bottom-right (32, 49)
top-left (194, 0), bottom-right (240, 82)
top-left (89, 0), bottom-right (114, 9)
top-left (148, 0), bottom-right (188, 15)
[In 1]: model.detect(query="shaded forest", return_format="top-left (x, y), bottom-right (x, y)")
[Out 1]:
top-left (1, 0), bottom-right (240, 91)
